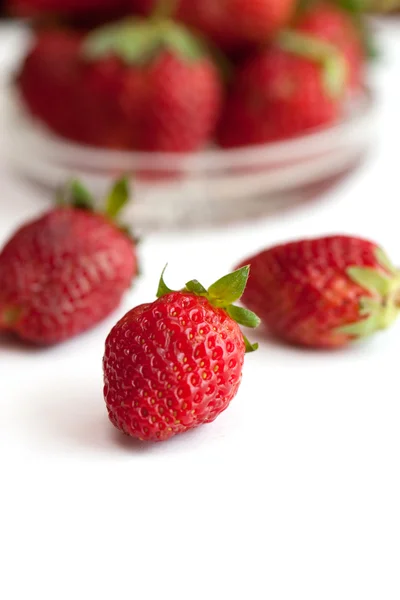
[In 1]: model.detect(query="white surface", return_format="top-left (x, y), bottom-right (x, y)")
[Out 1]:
top-left (1, 19), bottom-right (400, 600)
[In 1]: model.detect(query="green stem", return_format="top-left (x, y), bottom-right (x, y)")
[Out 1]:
top-left (152, 0), bottom-right (179, 20)
top-left (278, 30), bottom-right (338, 64)
top-left (277, 30), bottom-right (348, 98)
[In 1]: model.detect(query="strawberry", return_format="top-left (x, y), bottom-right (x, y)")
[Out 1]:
top-left (7, 0), bottom-right (126, 18)
top-left (0, 179), bottom-right (137, 345)
top-left (130, 0), bottom-right (296, 49)
top-left (237, 235), bottom-right (400, 349)
top-left (294, 2), bottom-right (366, 91)
top-left (217, 31), bottom-right (348, 148)
top-left (18, 30), bottom-right (84, 142)
top-left (18, 19), bottom-right (223, 152)
top-left (103, 266), bottom-right (260, 441)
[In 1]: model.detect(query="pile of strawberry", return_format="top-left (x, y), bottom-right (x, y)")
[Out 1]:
top-left (1, 179), bottom-right (400, 443)
top-left (10, 0), bottom-right (369, 151)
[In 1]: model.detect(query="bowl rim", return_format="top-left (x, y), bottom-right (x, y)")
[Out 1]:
top-left (5, 84), bottom-right (376, 172)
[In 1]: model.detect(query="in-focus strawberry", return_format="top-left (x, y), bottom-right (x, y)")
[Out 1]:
top-left (0, 179), bottom-right (137, 345)
top-left (18, 18), bottom-right (223, 152)
top-left (217, 31), bottom-right (348, 148)
top-left (294, 2), bottom-right (366, 91)
top-left (237, 235), bottom-right (400, 349)
top-left (130, 0), bottom-right (296, 49)
top-left (103, 266), bottom-right (260, 441)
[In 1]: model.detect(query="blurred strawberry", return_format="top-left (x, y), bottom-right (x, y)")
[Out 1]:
top-left (18, 29), bottom-right (84, 141)
top-left (294, 2), bottom-right (365, 91)
top-left (0, 179), bottom-right (138, 345)
top-left (237, 235), bottom-right (400, 349)
top-left (217, 31), bottom-right (348, 148)
top-left (129, 0), bottom-right (153, 14)
top-left (130, 0), bottom-right (296, 49)
top-left (7, 0), bottom-right (127, 17)
top-left (18, 19), bottom-right (223, 152)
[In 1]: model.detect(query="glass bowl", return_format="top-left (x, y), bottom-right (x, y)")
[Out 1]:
top-left (4, 85), bottom-right (377, 231)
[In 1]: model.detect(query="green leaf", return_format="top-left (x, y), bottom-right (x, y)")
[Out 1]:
top-left (359, 296), bottom-right (380, 316)
top-left (336, 314), bottom-right (382, 338)
top-left (243, 335), bottom-right (259, 354)
top-left (375, 247), bottom-right (398, 276)
top-left (208, 266), bottom-right (250, 307)
top-left (69, 180), bottom-right (94, 210)
top-left (185, 280), bottom-right (207, 295)
top-left (83, 21), bottom-right (124, 60)
top-left (278, 30), bottom-right (346, 98)
top-left (337, 0), bottom-right (365, 12)
top-left (323, 54), bottom-right (348, 98)
top-left (84, 20), bottom-right (159, 65)
top-left (347, 266), bottom-right (392, 296)
top-left (105, 177), bottom-right (130, 220)
top-left (380, 303), bottom-right (400, 329)
top-left (163, 24), bottom-right (206, 61)
top-left (83, 18), bottom-right (205, 66)
top-left (156, 265), bottom-right (174, 298)
top-left (278, 30), bottom-right (335, 61)
top-left (227, 305), bottom-right (261, 329)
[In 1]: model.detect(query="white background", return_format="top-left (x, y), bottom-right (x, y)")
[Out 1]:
top-left (1, 17), bottom-right (400, 600)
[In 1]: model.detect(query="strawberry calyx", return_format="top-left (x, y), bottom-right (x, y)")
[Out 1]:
top-left (278, 30), bottom-right (348, 98)
top-left (157, 266), bottom-right (261, 353)
top-left (82, 17), bottom-right (208, 66)
top-left (336, 246), bottom-right (400, 338)
top-left (296, 0), bottom-right (378, 60)
top-left (57, 177), bottom-right (135, 240)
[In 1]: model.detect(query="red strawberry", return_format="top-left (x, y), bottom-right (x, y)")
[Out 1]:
top-left (18, 30), bottom-right (84, 142)
top-left (237, 235), bottom-right (400, 349)
top-left (0, 179), bottom-right (137, 345)
top-left (217, 32), bottom-right (347, 148)
top-left (103, 266), bottom-right (260, 441)
top-left (18, 19), bottom-right (223, 152)
top-left (130, 0), bottom-right (296, 49)
top-left (294, 2), bottom-right (365, 91)
top-left (7, 0), bottom-right (126, 18)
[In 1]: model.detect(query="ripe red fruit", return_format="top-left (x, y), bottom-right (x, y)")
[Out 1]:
top-left (18, 19), bottom-right (223, 152)
top-left (103, 266), bottom-right (260, 442)
top-left (18, 30), bottom-right (84, 142)
top-left (181, 0), bottom-right (296, 49)
top-left (237, 235), bottom-right (400, 349)
top-left (217, 33), bottom-right (347, 148)
top-left (294, 2), bottom-right (365, 92)
top-left (0, 179), bottom-right (137, 345)
top-left (7, 0), bottom-right (126, 17)
top-left (130, 0), bottom-right (296, 49)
